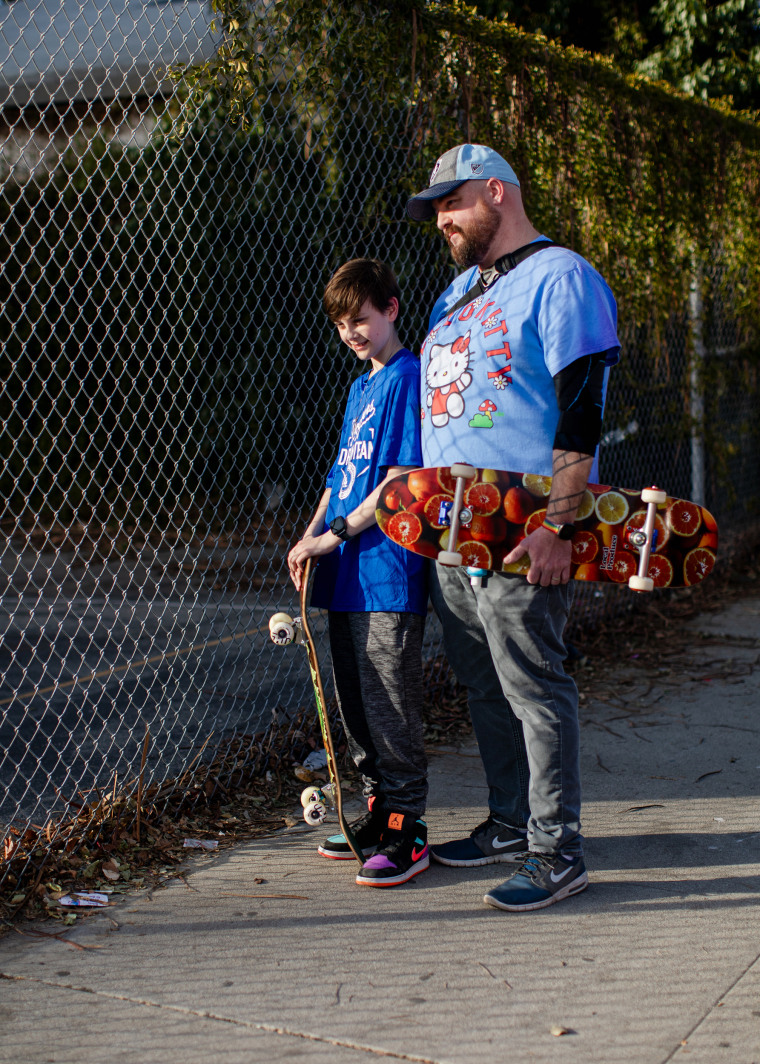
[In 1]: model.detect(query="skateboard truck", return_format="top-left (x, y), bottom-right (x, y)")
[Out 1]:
top-left (438, 463), bottom-right (477, 568)
top-left (627, 486), bottom-right (667, 592)
top-left (437, 464), bottom-right (491, 588)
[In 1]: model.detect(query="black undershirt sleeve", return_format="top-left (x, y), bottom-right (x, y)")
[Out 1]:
top-left (552, 351), bottom-right (613, 457)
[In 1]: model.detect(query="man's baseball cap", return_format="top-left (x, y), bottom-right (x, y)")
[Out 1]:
top-left (406, 144), bottom-right (520, 221)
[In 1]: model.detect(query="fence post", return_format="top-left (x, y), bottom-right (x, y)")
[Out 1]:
top-left (688, 258), bottom-right (706, 508)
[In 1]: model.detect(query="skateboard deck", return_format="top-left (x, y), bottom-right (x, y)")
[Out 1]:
top-left (376, 465), bottom-right (718, 591)
top-left (268, 557), bottom-right (363, 864)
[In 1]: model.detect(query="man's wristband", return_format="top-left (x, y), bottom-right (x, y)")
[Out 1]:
top-left (542, 518), bottom-right (576, 541)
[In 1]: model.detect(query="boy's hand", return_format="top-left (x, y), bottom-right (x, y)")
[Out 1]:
top-left (287, 532), bottom-right (341, 590)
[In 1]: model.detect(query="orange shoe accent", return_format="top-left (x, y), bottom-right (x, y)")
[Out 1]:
top-left (387, 813), bottom-right (404, 831)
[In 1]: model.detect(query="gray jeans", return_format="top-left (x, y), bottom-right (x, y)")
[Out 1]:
top-left (430, 564), bottom-right (582, 856)
top-left (328, 610), bottom-right (427, 816)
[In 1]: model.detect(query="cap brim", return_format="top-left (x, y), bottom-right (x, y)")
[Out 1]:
top-left (406, 179), bottom-right (467, 221)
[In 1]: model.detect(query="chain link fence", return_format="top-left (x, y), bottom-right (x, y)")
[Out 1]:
top-left (2, 1), bottom-right (759, 889)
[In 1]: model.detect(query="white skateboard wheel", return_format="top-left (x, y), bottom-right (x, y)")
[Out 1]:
top-left (269, 612), bottom-right (296, 645)
top-left (640, 488), bottom-right (667, 504)
top-left (300, 785), bottom-right (325, 808)
top-left (629, 574), bottom-right (654, 592)
top-left (438, 550), bottom-right (463, 567)
top-left (303, 801), bottom-right (327, 825)
top-left (450, 463), bottom-right (477, 479)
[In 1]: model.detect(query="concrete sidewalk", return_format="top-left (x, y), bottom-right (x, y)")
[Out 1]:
top-left (2, 598), bottom-right (759, 1064)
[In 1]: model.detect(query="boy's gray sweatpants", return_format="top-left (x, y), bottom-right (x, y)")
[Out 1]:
top-left (327, 610), bottom-right (427, 817)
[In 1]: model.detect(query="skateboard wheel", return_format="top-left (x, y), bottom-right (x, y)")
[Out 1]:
top-left (438, 550), bottom-right (463, 567)
top-left (300, 785), bottom-right (325, 808)
top-left (303, 801), bottom-right (327, 825)
top-left (450, 463), bottom-right (477, 479)
top-left (269, 612), bottom-right (296, 645)
top-left (466, 565), bottom-right (488, 588)
top-left (629, 574), bottom-right (654, 592)
top-left (641, 488), bottom-right (667, 505)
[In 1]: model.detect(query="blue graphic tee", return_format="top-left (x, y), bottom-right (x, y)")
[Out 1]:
top-left (311, 349), bottom-right (427, 615)
top-left (421, 244), bottom-right (620, 481)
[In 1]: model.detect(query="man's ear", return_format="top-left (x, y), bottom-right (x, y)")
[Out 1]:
top-left (485, 177), bottom-right (506, 205)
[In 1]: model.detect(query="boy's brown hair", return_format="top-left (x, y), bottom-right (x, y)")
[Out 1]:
top-left (323, 258), bottom-right (401, 323)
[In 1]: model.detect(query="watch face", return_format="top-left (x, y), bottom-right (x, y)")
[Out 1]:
top-left (558, 523), bottom-right (576, 541)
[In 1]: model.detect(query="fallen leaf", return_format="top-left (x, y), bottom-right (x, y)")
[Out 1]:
top-left (695, 770), bottom-right (722, 783)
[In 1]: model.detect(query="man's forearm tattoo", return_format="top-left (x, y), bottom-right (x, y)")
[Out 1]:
top-left (547, 451), bottom-right (593, 520)
top-left (546, 493), bottom-right (586, 519)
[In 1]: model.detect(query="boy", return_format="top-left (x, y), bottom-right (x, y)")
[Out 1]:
top-left (287, 258), bottom-right (428, 888)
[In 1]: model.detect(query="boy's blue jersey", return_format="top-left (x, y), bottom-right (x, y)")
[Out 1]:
top-left (311, 348), bottom-right (427, 615)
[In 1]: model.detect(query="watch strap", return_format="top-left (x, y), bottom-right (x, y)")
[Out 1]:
top-left (542, 518), bottom-right (576, 540)
top-left (329, 516), bottom-right (352, 541)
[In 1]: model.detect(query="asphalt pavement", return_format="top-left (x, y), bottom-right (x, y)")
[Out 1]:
top-left (1, 595), bottom-right (759, 1064)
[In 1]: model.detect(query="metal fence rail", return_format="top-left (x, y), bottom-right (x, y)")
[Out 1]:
top-left (2, 1), bottom-right (759, 888)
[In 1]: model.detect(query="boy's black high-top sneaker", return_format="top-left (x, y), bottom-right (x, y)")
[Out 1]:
top-left (355, 811), bottom-right (429, 887)
top-left (317, 796), bottom-right (384, 860)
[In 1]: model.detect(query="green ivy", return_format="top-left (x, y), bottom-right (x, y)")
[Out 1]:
top-left (181, 0), bottom-right (760, 350)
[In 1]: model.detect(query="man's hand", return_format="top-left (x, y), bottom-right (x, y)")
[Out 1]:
top-left (502, 448), bottom-right (592, 587)
top-left (287, 532), bottom-right (340, 591)
top-left (502, 526), bottom-right (572, 586)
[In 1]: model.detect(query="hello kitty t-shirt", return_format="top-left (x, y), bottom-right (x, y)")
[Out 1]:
top-left (420, 244), bottom-right (620, 480)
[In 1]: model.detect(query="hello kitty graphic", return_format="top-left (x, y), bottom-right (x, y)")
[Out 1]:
top-left (425, 332), bottom-right (472, 427)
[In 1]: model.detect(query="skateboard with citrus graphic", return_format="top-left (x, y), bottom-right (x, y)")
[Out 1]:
top-left (376, 464), bottom-right (718, 591)
top-left (268, 557), bottom-right (364, 864)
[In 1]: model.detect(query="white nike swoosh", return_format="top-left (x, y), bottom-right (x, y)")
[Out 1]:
top-left (491, 836), bottom-right (522, 850)
top-left (549, 864), bottom-right (575, 883)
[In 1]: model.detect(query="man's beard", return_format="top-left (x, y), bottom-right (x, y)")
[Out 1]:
top-left (445, 200), bottom-right (501, 268)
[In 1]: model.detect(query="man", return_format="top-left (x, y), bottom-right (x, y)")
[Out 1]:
top-left (407, 143), bottom-right (619, 911)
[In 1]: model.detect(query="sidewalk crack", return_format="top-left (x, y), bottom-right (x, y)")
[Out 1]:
top-left (660, 947), bottom-right (760, 1062)
top-left (0, 972), bottom-right (445, 1062)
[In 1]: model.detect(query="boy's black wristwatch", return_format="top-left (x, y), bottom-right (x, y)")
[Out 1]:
top-left (329, 516), bottom-right (353, 541)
